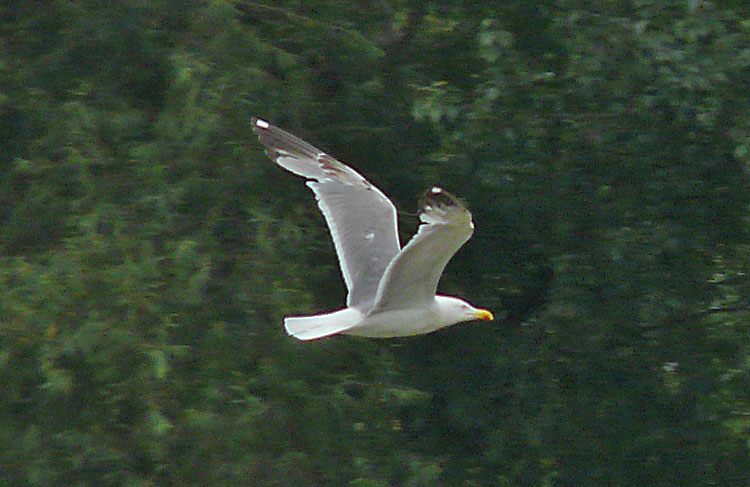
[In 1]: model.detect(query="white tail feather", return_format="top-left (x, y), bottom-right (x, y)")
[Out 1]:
top-left (284, 308), bottom-right (362, 340)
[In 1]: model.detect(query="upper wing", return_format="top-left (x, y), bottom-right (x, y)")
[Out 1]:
top-left (252, 118), bottom-right (401, 308)
top-left (369, 187), bottom-right (474, 312)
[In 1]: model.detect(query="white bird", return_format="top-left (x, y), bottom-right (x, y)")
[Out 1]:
top-left (252, 118), bottom-right (493, 340)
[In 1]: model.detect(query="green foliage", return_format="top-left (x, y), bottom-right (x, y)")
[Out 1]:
top-left (1, 0), bottom-right (748, 486)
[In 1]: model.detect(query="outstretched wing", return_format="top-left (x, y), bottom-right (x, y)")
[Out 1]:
top-left (252, 118), bottom-right (401, 308)
top-left (370, 187), bottom-right (474, 312)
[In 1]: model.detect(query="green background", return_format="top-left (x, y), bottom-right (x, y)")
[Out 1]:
top-left (1, 1), bottom-right (748, 485)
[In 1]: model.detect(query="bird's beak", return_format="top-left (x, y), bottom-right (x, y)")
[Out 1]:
top-left (473, 309), bottom-right (494, 321)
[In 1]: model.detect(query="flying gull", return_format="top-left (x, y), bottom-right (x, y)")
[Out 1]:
top-left (252, 118), bottom-right (493, 340)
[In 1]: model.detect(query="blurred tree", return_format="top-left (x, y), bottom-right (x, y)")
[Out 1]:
top-left (0, 0), bottom-right (748, 486)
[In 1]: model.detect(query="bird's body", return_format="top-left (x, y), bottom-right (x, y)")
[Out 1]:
top-left (252, 118), bottom-right (493, 340)
top-left (285, 295), bottom-right (482, 339)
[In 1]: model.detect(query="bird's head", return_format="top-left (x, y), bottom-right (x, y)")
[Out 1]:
top-left (436, 296), bottom-right (494, 326)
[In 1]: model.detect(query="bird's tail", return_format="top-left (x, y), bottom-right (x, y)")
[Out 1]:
top-left (284, 308), bottom-right (362, 340)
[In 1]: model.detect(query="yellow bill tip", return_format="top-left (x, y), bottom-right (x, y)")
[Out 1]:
top-left (474, 309), bottom-right (494, 321)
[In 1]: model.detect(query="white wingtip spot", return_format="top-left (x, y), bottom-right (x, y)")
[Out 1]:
top-left (255, 119), bottom-right (270, 129)
top-left (431, 186), bottom-right (442, 194)
top-left (423, 205), bottom-right (432, 211)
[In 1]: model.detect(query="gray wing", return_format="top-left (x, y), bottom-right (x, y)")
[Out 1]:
top-left (252, 118), bottom-right (401, 308)
top-left (369, 187), bottom-right (474, 312)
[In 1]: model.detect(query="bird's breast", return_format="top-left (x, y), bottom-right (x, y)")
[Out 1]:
top-left (343, 303), bottom-right (443, 338)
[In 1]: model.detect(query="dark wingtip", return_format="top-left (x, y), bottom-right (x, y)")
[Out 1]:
top-left (418, 186), bottom-right (465, 213)
top-left (417, 186), bottom-right (473, 225)
top-left (252, 117), bottom-right (270, 132)
top-left (251, 118), bottom-right (324, 162)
